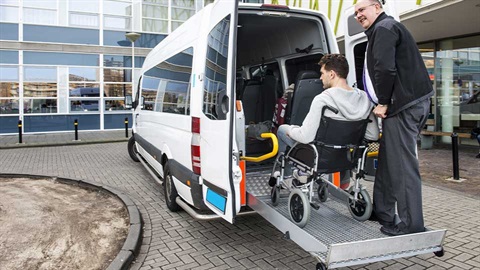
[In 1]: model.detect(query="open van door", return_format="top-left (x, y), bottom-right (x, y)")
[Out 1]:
top-left (198, 0), bottom-right (239, 223)
top-left (344, 1), bottom-right (399, 88)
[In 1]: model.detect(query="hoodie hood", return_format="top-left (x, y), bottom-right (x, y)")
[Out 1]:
top-left (322, 87), bottom-right (373, 120)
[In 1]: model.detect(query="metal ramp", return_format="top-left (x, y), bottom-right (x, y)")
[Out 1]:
top-left (246, 172), bottom-right (446, 269)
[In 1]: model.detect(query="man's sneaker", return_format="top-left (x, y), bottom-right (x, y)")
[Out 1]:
top-left (293, 169), bottom-right (309, 184)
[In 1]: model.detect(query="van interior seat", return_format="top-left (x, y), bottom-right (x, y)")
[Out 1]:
top-left (236, 75), bottom-right (246, 100)
top-left (242, 78), bottom-right (263, 124)
top-left (261, 70), bottom-right (279, 122)
top-left (288, 70), bottom-right (323, 126)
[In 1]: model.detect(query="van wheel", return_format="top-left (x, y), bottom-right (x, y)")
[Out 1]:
top-left (164, 163), bottom-right (181, 212)
top-left (127, 136), bottom-right (140, 162)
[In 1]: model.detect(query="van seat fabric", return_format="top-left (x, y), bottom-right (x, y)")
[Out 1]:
top-left (261, 72), bottom-right (279, 122)
top-left (288, 70), bottom-right (323, 126)
top-left (242, 78), bottom-right (262, 124)
top-left (236, 76), bottom-right (246, 100)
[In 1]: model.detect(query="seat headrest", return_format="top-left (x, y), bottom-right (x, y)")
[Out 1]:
top-left (296, 70), bottom-right (320, 81)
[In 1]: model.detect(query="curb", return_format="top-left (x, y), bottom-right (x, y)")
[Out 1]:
top-left (0, 138), bottom-right (129, 150)
top-left (0, 173), bottom-right (142, 270)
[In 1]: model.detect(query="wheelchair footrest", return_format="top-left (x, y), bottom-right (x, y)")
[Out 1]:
top-left (310, 202), bottom-right (320, 210)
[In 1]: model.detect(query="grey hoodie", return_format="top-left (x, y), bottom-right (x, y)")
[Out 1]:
top-left (288, 87), bottom-right (379, 144)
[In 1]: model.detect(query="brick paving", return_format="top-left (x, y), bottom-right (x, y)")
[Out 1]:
top-left (0, 138), bottom-right (479, 269)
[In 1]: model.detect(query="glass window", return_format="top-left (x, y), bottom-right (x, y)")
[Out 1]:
top-left (24, 67), bottom-right (57, 82)
top-left (104, 30), bottom-right (130, 47)
top-left (0, 23), bottom-right (18, 40)
top-left (23, 8), bottom-right (57, 25)
top-left (136, 33), bottom-right (165, 48)
top-left (0, 0), bottom-right (19, 5)
top-left (0, 82), bottom-right (19, 98)
top-left (24, 25), bottom-right (99, 45)
top-left (105, 99), bottom-right (126, 111)
top-left (142, 4), bottom-right (168, 19)
top-left (0, 50), bottom-right (18, 64)
top-left (24, 98), bottom-right (57, 114)
top-left (23, 83), bottom-right (57, 97)
top-left (70, 99), bottom-right (99, 112)
top-left (141, 47), bottom-right (193, 115)
top-left (0, 98), bottom-right (19, 114)
top-left (24, 0), bottom-right (56, 9)
top-left (203, 16), bottom-right (230, 120)
top-left (24, 52), bottom-right (99, 66)
top-left (171, 8), bottom-right (195, 21)
top-left (104, 15), bottom-right (131, 30)
top-left (69, 67), bottom-right (99, 82)
top-left (69, 13), bottom-right (99, 27)
top-left (143, 0), bottom-right (168, 4)
top-left (104, 0), bottom-right (132, 16)
top-left (104, 55), bottom-right (145, 68)
top-left (142, 19), bottom-right (167, 33)
top-left (69, 84), bottom-right (100, 96)
top-left (105, 83), bottom-right (131, 97)
top-left (434, 35), bottom-right (480, 143)
top-left (69, 0), bottom-right (99, 13)
top-left (0, 66), bottom-right (18, 81)
top-left (104, 68), bottom-right (131, 82)
top-left (0, 6), bottom-right (18, 22)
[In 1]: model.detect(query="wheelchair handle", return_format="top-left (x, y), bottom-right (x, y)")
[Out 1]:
top-left (322, 105), bottom-right (339, 115)
top-left (241, 132), bottom-right (278, 162)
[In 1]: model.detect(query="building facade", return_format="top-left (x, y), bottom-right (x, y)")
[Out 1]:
top-left (1, 0), bottom-right (479, 149)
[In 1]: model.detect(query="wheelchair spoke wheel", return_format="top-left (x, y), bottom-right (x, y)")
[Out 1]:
top-left (288, 189), bottom-right (311, 228)
top-left (317, 182), bottom-right (328, 202)
top-left (271, 186), bottom-right (280, 206)
top-left (348, 188), bottom-right (372, 221)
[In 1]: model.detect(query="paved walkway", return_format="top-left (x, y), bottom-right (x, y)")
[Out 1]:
top-left (0, 132), bottom-right (479, 269)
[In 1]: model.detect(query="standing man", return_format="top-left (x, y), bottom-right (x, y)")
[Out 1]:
top-left (354, 0), bottom-right (433, 236)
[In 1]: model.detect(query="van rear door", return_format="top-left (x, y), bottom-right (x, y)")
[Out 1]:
top-left (199, 0), bottom-right (239, 223)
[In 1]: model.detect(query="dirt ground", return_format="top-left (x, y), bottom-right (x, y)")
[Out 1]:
top-left (418, 146), bottom-right (480, 198)
top-left (0, 177), bottom-right (129, 270)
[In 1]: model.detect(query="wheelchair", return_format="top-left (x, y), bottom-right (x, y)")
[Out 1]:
top-left (269, 106), bottom-right (374, 228)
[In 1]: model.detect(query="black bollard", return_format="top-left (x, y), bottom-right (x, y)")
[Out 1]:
top-left (18, 120), bottom-right (22, 144)
top-left (451, 133), bottom-right (459, 180)
top-left (74, 119), bottom-right (78, 141)
top-left (125, 117), bottom-right (129, 138)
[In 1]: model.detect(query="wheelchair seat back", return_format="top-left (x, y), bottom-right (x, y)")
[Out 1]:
top-left (314, 116), bottom-right (369, 174)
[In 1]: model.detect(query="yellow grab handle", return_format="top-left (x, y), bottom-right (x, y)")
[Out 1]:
top-left (241, 133), bottom-right (278, 162)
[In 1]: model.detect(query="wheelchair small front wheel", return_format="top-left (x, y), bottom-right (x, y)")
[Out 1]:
top-left (288, 189), bottom-right (311, 228)
top-left (271, 186), bottom-right (280, 206)
top-left (317, 182), bottom-right (328, 202)
top-left (348, 188), bottom-right (372, 221)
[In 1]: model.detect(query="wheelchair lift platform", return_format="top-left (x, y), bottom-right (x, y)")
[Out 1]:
top-left (245, 172), bottom-right (446, 269)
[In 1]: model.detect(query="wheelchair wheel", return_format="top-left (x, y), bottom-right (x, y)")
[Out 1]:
top-left (271, 186), bottom-right (280, 206)
top-left (317, 182), bottom-right (328, 202)
top-left (348, 188), bottom-right (372, 221)
top-left (288, 189), bottom-right (311, 228)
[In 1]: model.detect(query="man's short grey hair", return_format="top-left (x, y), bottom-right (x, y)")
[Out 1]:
top-left (370, 0), bottom-right (385, 7)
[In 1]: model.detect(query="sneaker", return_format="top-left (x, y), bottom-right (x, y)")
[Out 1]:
top-left (293, 169), bottom-right (309, 184)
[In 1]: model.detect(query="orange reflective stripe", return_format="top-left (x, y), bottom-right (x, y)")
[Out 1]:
top-left (239, 160), bottom-right (246, 206)
top-left (332, 172), bottom-right (340, 187)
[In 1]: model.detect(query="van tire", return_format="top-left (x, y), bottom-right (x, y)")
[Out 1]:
top-left (164, 163), bottom-right (181, 212)
top-left (128, 136), bottom-right (140, 162)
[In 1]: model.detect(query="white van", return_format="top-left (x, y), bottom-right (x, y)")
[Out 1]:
top-left (127, 1), bottom-right (445, 269)
top-left (127, 1), bottom-right (338, 222)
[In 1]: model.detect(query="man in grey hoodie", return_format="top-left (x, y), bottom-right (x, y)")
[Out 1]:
top-left (277, 54), bottom-right (379, 187)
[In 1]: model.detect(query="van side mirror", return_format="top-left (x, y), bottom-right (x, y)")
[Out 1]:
top-left (125, 95), bottom-right (133, 109)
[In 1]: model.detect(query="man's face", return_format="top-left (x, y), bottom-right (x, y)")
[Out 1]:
top-left (354, 0), bottom-right (381, 29)
top-left (320, 66), bottom-right (332, 89)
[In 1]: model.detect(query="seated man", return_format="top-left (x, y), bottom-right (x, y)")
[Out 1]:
top-left (277, 54), bottom-right (379, 187)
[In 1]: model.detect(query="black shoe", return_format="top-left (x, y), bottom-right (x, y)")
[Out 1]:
top-left (380, 225), bottom-right (407, 236)
top-left (380, 225), bottom-right (426, 236)
top-left (476, 153), bottom-right (480, 158)
top-left (368, 211), bottom-right (394, 227)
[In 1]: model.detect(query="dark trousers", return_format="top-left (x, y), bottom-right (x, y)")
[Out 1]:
top-left (373, 99), bottom-right (430, 233)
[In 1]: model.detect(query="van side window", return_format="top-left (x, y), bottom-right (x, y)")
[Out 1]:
top-left (202, 15), bottom-right (230, 120)
top-left (141, 47), bottom-right (193, 115)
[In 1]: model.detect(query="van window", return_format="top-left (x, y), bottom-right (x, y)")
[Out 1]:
top-left (141, 47), bottom-right (193, 115)
top-left (202, 15), bottom-right (230, 120)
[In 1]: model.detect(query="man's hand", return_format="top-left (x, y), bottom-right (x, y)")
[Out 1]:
top-left (374, 105), bottom-right (388, 119)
